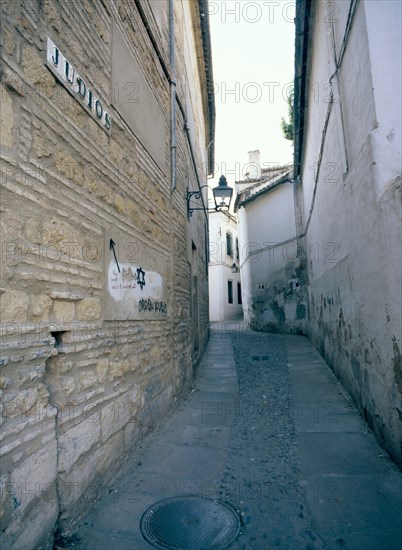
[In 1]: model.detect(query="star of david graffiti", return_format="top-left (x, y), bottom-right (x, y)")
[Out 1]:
top-left (137, 268), bottom-right (146, 290)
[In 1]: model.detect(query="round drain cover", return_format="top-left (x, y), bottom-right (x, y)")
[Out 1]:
top-left (140, 495), bottom-right (241, 549)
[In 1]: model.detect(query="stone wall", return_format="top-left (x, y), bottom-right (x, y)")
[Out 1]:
top-left (0, 0), bottom-right (211, 546)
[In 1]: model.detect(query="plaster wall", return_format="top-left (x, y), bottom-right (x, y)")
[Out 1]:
top-left (237, 182), bottom-right (306, 333)
top-left (300, 0), bottom-right (401, 466)
top-left (208, 212), bottom-right (242, 321)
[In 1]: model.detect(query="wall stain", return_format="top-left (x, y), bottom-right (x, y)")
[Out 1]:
top-left (351, 353), bottom-right (362, 386)
top-left (392, 335), bottom-right (402, 394)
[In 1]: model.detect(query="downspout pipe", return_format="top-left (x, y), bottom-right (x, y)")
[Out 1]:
top-left (133, 0), bottom-right (211, 206)
top-left (169, 0), bottom-right (177, 192)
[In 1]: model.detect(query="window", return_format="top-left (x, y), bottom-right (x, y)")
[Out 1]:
top-left (227, 280), bottom-right (233, 304)
top-left (235, 238), bottom-right (239, 261)
top-left (237, 282), bottom-right (242, 305)
top-left (226, 232), bottom-right (233, 257)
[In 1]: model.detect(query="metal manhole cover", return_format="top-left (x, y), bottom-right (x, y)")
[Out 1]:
top-left (140, 495), bottom-right (241, 550)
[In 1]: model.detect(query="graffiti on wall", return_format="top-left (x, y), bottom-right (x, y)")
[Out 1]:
top-left (104, 236), bottom-right (168, 320)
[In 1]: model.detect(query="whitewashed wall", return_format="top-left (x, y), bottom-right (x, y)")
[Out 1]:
top-left (208, 211), bottom-right (243, 321)
top-left (237, 181), bottom-right (307, 332)
top-left (300, 0), bottom-right (401, 466)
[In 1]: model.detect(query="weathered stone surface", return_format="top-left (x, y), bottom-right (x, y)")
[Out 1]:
top-left (31, 294), bottom-right (53, 321)
top-left (96, 358), bottom-right (109, 383)
top-left (51, 300), bottom-right (75, 324)
top-left (58, 430), bottom-right (124, 512)
top-left (42, 216), bottom-right (82, 251)
top-left (0, 375), bottom-right (13, 388)
top-left (10, 442), bottom-right (58, 511)
top-left (22, 45), bottom-right (56, 93)
top-left (18, 365), bottom-right (45, 385)
top-left (101, 387), bottom-right (141, 443)
top-left (2, 26), bottom-right (15, 55)
top-left (54, 150), bottom-right (83, 185)
top-left (114, 193), bottom-right (126, 215)
top-left (79, 370), bottom-right (98, 390)
top-left (1, 215), bottom-right (24, 240)
top-left (43, 0), bottom-right (60, 24)
top-left (0, 290), bottom-right (29, 322)
top-left (0, 84), bottom-right (13, 148)
top-left (108, 359), bottom-right (131, 382)
top-left (24, 217), bottom-right (43, 243)
top-left (58, 417), bottom-right (101, 472)
top-left (76, 298), bottom-right (101, 321)
top-left (3, 383), bottom-right (49, 418)
top-left (32, 131), bottom-right (53, 158)
top-left (10, 496), bottom-right (58, 550)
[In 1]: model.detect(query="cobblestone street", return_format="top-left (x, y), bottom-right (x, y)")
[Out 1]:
top-left (63, 324), bottom-right (402, 549)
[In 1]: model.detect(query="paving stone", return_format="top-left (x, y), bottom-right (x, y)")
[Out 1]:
top-left (68, 325), bottom-right (402, 550)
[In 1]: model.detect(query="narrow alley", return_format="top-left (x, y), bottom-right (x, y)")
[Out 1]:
top-left (59, 323), bottom-right (402, 550)
top-left (1, 2), bottom-right (401, 548)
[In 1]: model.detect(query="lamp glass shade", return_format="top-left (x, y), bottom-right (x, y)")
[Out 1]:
top-left (212, 175), bottom-right (233, 209)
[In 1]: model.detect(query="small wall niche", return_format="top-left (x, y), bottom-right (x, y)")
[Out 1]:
top-left (50, 331), bottom-right (68, 349)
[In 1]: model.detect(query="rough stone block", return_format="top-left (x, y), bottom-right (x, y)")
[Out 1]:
top-left (114, 194), bottom-right (126, 215)
top-left (79, 370), bottom-right (98, 390)
top-left (32, 131), bottom-right (53, 158)
top-left (10, 442), bottom-right (57, 511)
top-left (108, 359), bottom-right (131, 382)
top-left (24, 216), bottom-right (43, 244)
top-left (18, 365), bottom-right (45, 386)
top-left (54, 149), bottom-right (84, 185)
top-left (0, 375), bottom-right (13, 388)
top-left (3, 387), bottom-right (39, 418)
top-left (101, 387), bottom-right (141, 443)
top-left (2, 26), bottom-right (15, 56)
top-left (9, 495), bottom-right (58, 550)
top-left (76, 298), bottom-right (101, 321)
top-left (96, 357), bottom-right (109, 383)
top-left (42, 216), bottom-right (82, 252)
top-left (58, 416), bottom-right (101, 472)
top-left (0, 84), bottom-right (13, 148)
top-left (22, 45), bottom-right (56, 93)
top-left (0, 290), bottom-right (29, 322)
top-left (52, 300), bottom-right (75, 324)
top-left (31, 294), bottom-right (52, 321)
top-left (59, 430), bottom-right (124, 511)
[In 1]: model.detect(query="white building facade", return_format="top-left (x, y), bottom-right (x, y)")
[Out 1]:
top-left (236, 0), bottom-right (401, 468)
top-left (294, 0), bottom-right (401, 467)
top-left (235, 158), bottom-right (306, 333)
top-left (208, 210), bottom-right (243, 322)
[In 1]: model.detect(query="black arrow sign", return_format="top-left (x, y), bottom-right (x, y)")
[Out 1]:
top-left (109, 239), bottom-right (121, 273)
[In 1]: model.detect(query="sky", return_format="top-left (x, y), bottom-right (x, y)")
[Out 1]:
top-left (207, 0), bottom-right (296, 186)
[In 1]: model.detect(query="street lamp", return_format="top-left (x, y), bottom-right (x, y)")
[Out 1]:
top-left (187, 175), bottom-right (233, 217)
top-left (211, 175), bottom-right (233, 211)
top-left (231, 263), bottom-right (239, 273)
